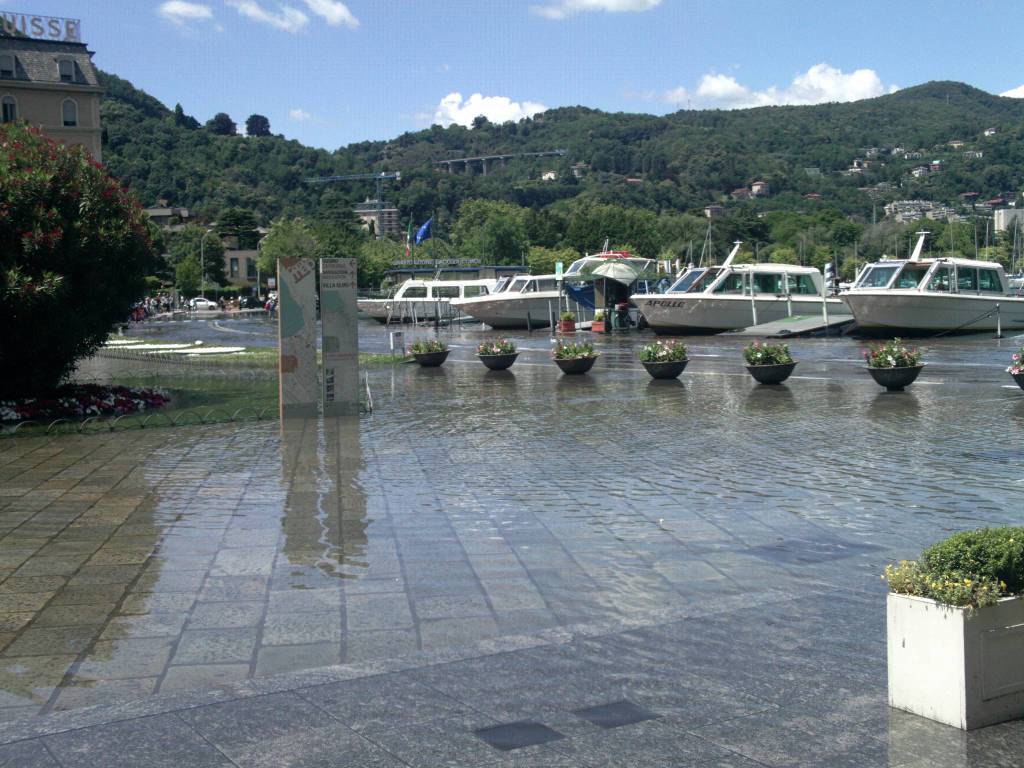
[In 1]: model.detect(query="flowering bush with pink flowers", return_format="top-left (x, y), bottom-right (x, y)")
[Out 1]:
top-left (1007, 348), bottom-right (1024, 376)
top-left (0, 385), bottom-right (169, 422)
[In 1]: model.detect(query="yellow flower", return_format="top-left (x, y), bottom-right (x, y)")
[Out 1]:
top-left (964, 579), bottom-right (972, 587)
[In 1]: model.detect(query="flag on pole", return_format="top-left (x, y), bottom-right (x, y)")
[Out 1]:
top-left (415, 217), bottom-right (433, 246)
top-left (405, 220), bottom-right (413, 258)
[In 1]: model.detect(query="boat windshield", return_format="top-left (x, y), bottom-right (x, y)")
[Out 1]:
top-left (565, 259), bottom-right (586, 275)
top-left (492, 277), bottom-right (512, 293)
top-left (855, 265), bottom-right (899, 289)
top-left (667, 268), bottom-right (706, 293)
top-left (520, 278), bottom-right (558, 293)
top-left (926, 266), bottom-right (952, 292)
top-left (508, 278), bottom-right (530, 293)
top-left (893, 264), bottom-right (929, 290)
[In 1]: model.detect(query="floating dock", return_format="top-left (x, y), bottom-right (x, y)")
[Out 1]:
top-left (723, 314), bottom-right (855, 338)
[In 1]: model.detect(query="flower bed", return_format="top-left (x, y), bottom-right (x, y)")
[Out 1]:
top-left (864, 338), bottom-right (921, 368)
top-left (410, 339), bottom-right (447, 354)
top-left (553, 340), bottom-right (594, 360)
top-left (742, 340), bottom-right (793, 365)
top-left (477, 338), bottom-right (516, 356)
top-left (0, 384), bottom-right (170, 422)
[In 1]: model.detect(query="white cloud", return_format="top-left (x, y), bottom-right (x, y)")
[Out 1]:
top-left (664, 64), bottom-right (897, 110)
top-left (531, 0), bottom-right (661, 20)
top-left (289, 108), bottom-right (312, 121)
top-left (302, 0), bottom-right (358, 28)
top-left (433, 93), bottom-right (548, 127)
top-left (1001, 84), bottom-right (1024, 98)
top-left (158, 1), bottom-right (215, 27)
top-left (225, 0), bottom-right (308, 33)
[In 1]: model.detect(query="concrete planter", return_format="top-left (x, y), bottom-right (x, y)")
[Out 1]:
top-left (412, 350), bottom-right (449, 367)
top-left (745, 362), bottom-right (796, 385)
top-left (591, 320), bottom-right (606, 333)
top-left (887, 593), bottom-right (1024, 729)
top-left (477, 352), bottom-right (518, 371)
top-left (558, 320), bottom-right (576, 334)
top-left (868, 364), bottom-right (924, 391)
top-left (554, 356), bottom-right (597, 375)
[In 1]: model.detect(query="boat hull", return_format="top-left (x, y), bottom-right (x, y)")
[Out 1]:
top-left (842, 292), bottom-right (1024, 333)
top-left (450, 293), bottom-right (563, 329)
top-left (357, 298), bottom-right (454, 322)
top-left (634, 295), bottom-right (850, 335)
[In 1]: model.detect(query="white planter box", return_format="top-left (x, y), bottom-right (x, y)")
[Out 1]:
top-left (888, 593), bottom-right (1024, 729)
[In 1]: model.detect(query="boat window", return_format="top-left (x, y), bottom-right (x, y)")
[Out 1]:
top-left (667, 268), bottom-right (706, 293)
top-left (535, 279), bottom-right (557, 292)
top-left (492, 278), bottom-right (511, 293)
top-left (787, 274), bottom-right (818, 295)
top-left (894, 264), bottom-right (929, 289)
top-left (433, 286), bottom-right (460, 299)
top-left (713, 273), bottom-right (746, 294)
top-left (509, 278), bottom-right (529, 292)
top-left (565, 260), bottom-right (584, 275)
top-left (956, 267), bottom-right (978, 292)
top-left (856, 265), bottom-right (898, 289)
top-left (463, 285), bottom-right (488, 297)
top-left (401, 286), bottom-right (427, 299)
top-left (926, 266), bottom-right (951, 292)
top-left (752, 273), bottom-right (783, 294)
top-left (979, 269), bottom-right (1003, 292)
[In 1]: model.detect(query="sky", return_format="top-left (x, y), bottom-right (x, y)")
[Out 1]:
top-left (15, 0), bottom-right (1024, 149)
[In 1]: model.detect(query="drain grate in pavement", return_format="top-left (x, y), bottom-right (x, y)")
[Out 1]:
top-left (573, 699), bottom-right (659, 729)
top-left (473, 721), bottom-right (566, 751)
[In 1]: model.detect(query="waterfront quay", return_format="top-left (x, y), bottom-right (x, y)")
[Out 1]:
top-left (0, 322), bottom-right (1023, 766)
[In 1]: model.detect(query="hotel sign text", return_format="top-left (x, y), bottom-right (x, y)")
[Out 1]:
top-left (1, 11), bottom-right (81, 42)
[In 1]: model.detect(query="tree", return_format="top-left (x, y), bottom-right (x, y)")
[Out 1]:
top-left (357, 239), bottom-right (403, 289)
top-left (452, 199), bottom-right (529, 264)
top-left (527, 246), bottom-right (578, 275)
top-left (175, 254), bottom-right (202, 296)
top-left (173, 103), bottom-right (200, 130)
top-left (257, 218), bottom-right (317, 275)
top-left (0, 124), bottom-right (155, 396)
top-left (206, 112), bottom-right (237, 136)
top-left (245, 114), bottom-right (271, 137)
top-left (216, 208), bottom-right (260, 249)
top-left (168, 225), bottom-right (226, 287)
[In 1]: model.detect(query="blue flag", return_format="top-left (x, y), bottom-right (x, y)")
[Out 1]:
top-left (415, 217), bottom-right (433, 245)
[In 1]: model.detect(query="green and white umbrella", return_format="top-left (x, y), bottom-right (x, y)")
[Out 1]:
top-left (591, 260), bottom-right (641, 285)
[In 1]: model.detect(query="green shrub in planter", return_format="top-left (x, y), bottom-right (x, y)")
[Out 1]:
top-left (885, 526), bottom-right (1024, 609)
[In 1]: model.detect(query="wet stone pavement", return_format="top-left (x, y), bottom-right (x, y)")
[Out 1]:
top-left (1, 324), bottom-right (1024, 765)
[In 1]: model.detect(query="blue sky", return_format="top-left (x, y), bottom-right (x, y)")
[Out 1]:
top-left (19, 0), bottom-right (1024, 149)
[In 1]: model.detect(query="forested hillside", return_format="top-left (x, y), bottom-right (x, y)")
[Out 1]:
top-left (98, 72), bottom-right (1024, 288)
top-left (100, 74), bottom-right (1024, 227)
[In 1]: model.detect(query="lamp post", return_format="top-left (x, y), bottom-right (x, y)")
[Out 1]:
top-left (199, 228), bottom-right (216, 299)
top-left (755, 241), bottom-right (768, 262)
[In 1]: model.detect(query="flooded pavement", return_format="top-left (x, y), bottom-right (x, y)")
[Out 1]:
top-left (1, 320), bottom-right (1023, 764)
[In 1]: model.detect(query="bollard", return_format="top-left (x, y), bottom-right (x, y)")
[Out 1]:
top-left (996, 303), bottom-right (1002, 339)
top-left (526, 312), bottom-right (533, 333)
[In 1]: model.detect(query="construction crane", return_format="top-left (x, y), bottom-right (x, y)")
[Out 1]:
top-left (304, 171), bottom-right (401, 239)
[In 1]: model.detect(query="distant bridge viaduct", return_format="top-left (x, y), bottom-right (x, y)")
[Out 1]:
top-left (435, 149), bottom-right (567, 175)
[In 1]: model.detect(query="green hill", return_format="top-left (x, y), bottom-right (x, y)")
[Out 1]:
top-left (98, 72), bottom-right (1024, 235)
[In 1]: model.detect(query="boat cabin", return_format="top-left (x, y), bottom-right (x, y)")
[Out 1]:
top-left (665, 264), bottom-right (824, 296)
top-left (393, 279), bottom-right (494, 301)
top-left (493, 275), bottom-right (561, 294)
top-left (851, 259), bottom-right (1007, 295)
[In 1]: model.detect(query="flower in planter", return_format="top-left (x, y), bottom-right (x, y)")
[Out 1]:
top-left (593, 310), bottom-right (605, 322)
top-left (1005, 347), bottom-right (1024, 375)
top-left (559, 311), bottom-right (576, 323)
top-left (864, 338), bottom-right (921, 368)
top-left (742, 340), bottom-right (793, 365)
top-left (476, 338), bottom-right (516, 355)
top-left (553, 340), bottom-right (595, 360)
top-left (638, 340), bottom-right (687, 363)
top-left (883, 526), bottom-right (1024, 610)
top-left (409, 339), bottom-right (447, 354)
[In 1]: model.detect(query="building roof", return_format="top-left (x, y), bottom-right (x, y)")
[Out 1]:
top-left (0, 35), bottom-right (99, 87)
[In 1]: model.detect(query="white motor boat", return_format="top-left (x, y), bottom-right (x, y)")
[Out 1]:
top-left (357, 278), bottom-right (496, 323)
top-left (632, 242), bottom-right (850, 334)
top-left (450, 273), bottom-right (562, 329)
top-left (841, 232), bottom-right (1024, 334)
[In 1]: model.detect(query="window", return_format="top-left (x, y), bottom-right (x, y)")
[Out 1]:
top-left (0, 55), bottom-right (13, 79)
top-left (752, 273), bottom-right (783, 294)
top-left (787, 274), bottom-right (818, 295)
top-left (230, 258), bottom-right (239, 277)
top-left (401, 286), bottom-right (427, 299)
top-left (979, 269), bottom-right (1003, 293)
top-left (668, 268), bottom-right (706, 293)
top-left (509, 279), bottom-right (529, 293)
top-left (463, 285), bottom-right (488, 297)
top-left (1, 96), bottom-right (15, 123)
top-left (926, 266), bottom-right (951, 292)
top-left (433, 286), bottom-right (460, 299)
top-left (536, 279), bottom-right (558, 292)
top-left (62, 99), bottom-right (78, 127)
top-left (713, 273), bottom-right (746, 294)
top-left (895, 264), bottom-right (929, 289)
top-left (856, 265), bottom-right (898, 289)
top-left (956, 267), bottom-right (978, 292)
top-left (246, 259), bottom-right (257, 279)
top-left (58, 59), bottom-right (74, 82)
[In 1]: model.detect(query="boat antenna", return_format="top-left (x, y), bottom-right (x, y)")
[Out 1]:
top-left (721, 241), bottom-right (742, 268)
top-left (909, 231), bottom-right (929, 262)
top-left (601, 237), bottom-right (610, 252)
